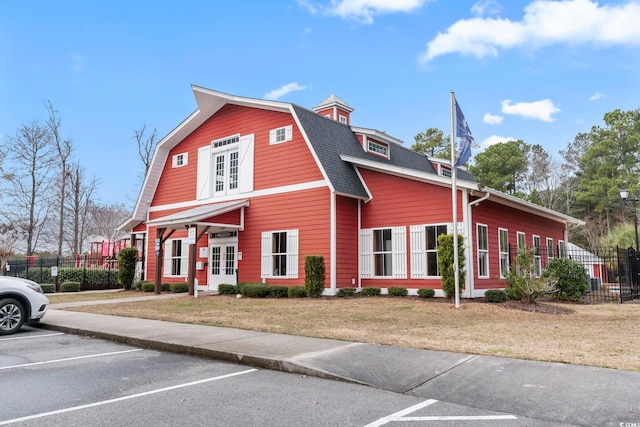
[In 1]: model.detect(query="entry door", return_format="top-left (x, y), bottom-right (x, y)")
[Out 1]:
top-left (209, 243), bottom-right (237, 290)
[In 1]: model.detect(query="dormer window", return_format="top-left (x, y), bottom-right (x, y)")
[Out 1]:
top-left (338, 114), bottom-right (348, 125)
top-left (367, 139), bottom-right (388, 158)
top-left (441, 166), bottom-right (452, 177)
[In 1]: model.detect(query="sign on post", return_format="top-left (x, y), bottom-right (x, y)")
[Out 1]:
top-left (187, 227), bottom-right (196, 244)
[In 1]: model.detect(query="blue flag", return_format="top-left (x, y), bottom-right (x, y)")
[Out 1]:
top-left (454, 100), bottom-right (476, 167)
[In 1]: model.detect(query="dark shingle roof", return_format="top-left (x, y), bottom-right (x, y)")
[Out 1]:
top-left (292, 104), bottom-right (476, 198)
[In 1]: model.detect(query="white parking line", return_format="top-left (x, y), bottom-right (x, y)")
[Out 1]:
top-left (0, 332), bottom-right (64, 341)
top-left (364, 399), bottom-right (517, 426)
top-left (0, 348), bottom-right (143, 371)
top-left (0, 368), bottom-right (258, 425)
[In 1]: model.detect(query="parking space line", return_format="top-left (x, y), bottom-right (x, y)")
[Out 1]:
top-left (364, 399), bottom-right (517, 426)
top-left (0, 332), bottom-right (64, 341)
top-left (0, 349), bottom-right (143, 371)
top-left (0, 368), bottom-right (258, 425)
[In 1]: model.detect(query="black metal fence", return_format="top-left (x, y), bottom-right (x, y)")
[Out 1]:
top-left (507, 244), bottom-right (640, 303)
top-left (3, 256), bottom-right (121, 290)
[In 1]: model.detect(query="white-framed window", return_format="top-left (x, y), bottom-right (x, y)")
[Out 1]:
top-left (163, 239), bottom-right (188, 277)
top-left (410, 224), bottom-right (449, 278)
top-left (360, 226), bottom-right (406, 279)
top-left (367, 139), bottom-right (388, 158)
top-left (261, 230), bottom-right (299, 279)
top-left (172, 152), bottom-right (188, 168)
top-left (477, 224), bottom-right (489, 278)
top-left (499, 228), bottom-right (509, 279)
top-left (269, 125), bottom-right (293, 145)
top-left (196, 133), bottom-right (254, 199)
top-left (558, 240), bottom-right (566, 258)
top-left (517, 231), bottom-right (526, 250)
top-left (441, 166), bottom-right (452, 178)
top-left (546, 238), bottom-right (554, 261)
top-left (533, 235), bottom-right (542, 276)
top-left (338, 114), bottom-right (347, 124)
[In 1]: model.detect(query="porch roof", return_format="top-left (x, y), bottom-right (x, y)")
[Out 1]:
top-left (146, 199), bottom-right (249, 229)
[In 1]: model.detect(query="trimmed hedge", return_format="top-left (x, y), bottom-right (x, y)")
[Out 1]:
top-left (141, 282), bottom-right (155, 292)
top-left (337, 287), bottom-right (356, 297)
top-left (417, 288), bottom-right (435, 298)
top-left (41, 284), bottom-right (55, 293)
top-left (388, 286), bottom-right (408, 297)
top-left (170, 283), bottom-right (189, 293)
top-left (305, 255), bottom-right (326, 298)
top-left (268, 285), bottom-right (289, 298)
top-left (161, 283), bottom-right (172, 292)
top-left (218, 284), bottom-right (237, 295)
top-left (361, 287), bottom-right (381, 296)
top-left (485, 289), bottom-right (508, 303)
top-left (288, 286), bottom-right (307, 298)
top-left (240, 283), bottom-right (269, 298)
top-left (60, 281), bottom-right (81, 292)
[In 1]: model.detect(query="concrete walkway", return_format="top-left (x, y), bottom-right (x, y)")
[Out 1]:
top-left (40, 295), bottom-right (640, 426)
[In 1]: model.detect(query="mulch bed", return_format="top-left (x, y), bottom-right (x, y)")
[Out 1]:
top-left (500, 300), bottom-right (575, 315)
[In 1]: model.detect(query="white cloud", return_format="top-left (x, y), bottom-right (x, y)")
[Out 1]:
top-left (501, 98), bottom-right (560, 122)
top-left (264, 83), bottom-right (308, 100)
top-left (481, 134), bottom-right (517, 148)
top-left (301, 0), bottom-right (429, 24)
top-left (471, 0), bottom-right (501, 17)
top-left (483, 113), bottom-right (503, 124)
top-left (589, 91), bottom-right (604, 101)
top-left (419, 0), bottom-right (640, 63)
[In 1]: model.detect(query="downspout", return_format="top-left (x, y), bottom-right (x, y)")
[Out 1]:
top-left (462, 190), bottom-right (474, 299)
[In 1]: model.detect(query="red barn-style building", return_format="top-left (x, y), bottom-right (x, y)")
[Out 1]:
top-left (119, 86), bottom-right (583, 296)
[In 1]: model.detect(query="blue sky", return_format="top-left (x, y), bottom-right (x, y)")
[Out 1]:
top-left (1, 0), bottom-right (639, 206)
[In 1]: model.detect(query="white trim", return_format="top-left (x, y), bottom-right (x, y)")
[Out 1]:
top-left (269, 125), bottom-right (293, 145)
top-left (498, 227), bottom-right (509, 279)
top-left (351, 126), bottom-right (404, 146)
top-left (477, 223), bottom-right (489, 279)
top-left (330, 192), bottom-right (337, 294)
top-left (172, 152), bottom-right (188, 168)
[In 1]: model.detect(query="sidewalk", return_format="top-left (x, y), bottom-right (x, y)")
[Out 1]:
top-left (41, 296), bottom-right (640, 426)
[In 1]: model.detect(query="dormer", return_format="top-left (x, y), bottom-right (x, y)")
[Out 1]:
top-left (429, 157), bottom-right (453, 177)
top-left (351, 127), bottom-right (404, 161)
top-left (312, 94), bottom-right (354, 125)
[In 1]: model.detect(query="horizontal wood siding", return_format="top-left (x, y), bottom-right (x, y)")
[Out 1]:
top-left (152, 104), bottom-right (323, 207)
top-left (238, 187), bottom-right (331, 286)
top-left (335, 195), bottom-right (359, 288)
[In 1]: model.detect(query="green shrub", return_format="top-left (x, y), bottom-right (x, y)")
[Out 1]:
top-left (118, 247), bottom-right (138, 290)
top-left (485, 289), bottom-right (508, 303)
top-left (337, 287), bottom-right (355, 297)
top-left (506, 247), bottom-right (556, 304)
top-left (25, 269), bottom-right (52, 284)
top-left (438, 233), bottom-right (466, 299)
top-left (388, 286), bottom-right (408, 297)
top-left (60, 281), bottom-right (80, 292)
top-left (134, 280), bottom-right (148, 290)
top-left (305, 255), bottom-right (326, 298)
top-left (170, 283), bottom-right (189, 293)
top-left (218, 284), bottom-right (237, 295)
top-left (361, 287), bottom-right (381, 296)
top-left (161, 283), bottom-right (172, 292)
top-left (544, 258), bottom-right (589, 301)
top-left (268, 285), bottom-right (289, 298)
top-left (41, 284), bottom-right (55, 293)
top-left (240, 283), bottom-right (269, 298)
top-left (141, 282), bottom-right (155, 292)
top-left (417, 288), bottom-right (435, 298)
top-left (288, 286), bottom-right (307, 298)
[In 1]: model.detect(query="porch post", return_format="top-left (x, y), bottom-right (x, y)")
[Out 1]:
top-left (187, 226), bottom-right (210, 296)
top-left (155, 228), bottom-right (165, 295)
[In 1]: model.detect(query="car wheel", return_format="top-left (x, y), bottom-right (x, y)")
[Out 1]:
top-left (0, 298), bottom-right (25, 335)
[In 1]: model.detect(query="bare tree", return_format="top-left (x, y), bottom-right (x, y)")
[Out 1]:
top-left (88, 202), bottom-right (131, 243)
top-left (44, 100), bottom-right (74, 256)
top-left (65, 163), bottom-right (98, 254)
top-left (134, 123), bottom-right (158, 179)
top-left (1, 121), bottom-right (56, 255)
top-left (0, 222), bottom-right (19, 272)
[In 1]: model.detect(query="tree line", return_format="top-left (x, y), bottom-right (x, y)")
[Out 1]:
top-left (411, 107), bottom-right (640, 250)
top-left (0, 101), bottom-right (157, 265)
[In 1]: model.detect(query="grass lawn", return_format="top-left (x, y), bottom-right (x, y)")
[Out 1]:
top-left (48, 290), bottom-right (640, 371)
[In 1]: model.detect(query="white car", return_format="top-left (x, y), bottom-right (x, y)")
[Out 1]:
top-left (0, 276), bottom-right (49, 335)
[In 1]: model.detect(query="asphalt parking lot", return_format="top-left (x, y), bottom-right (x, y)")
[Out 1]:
top-left (0, 326), bottom-right (563, 426)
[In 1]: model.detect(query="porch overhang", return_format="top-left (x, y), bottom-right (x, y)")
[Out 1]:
top-left (146, 199), bottom-right (249, 230)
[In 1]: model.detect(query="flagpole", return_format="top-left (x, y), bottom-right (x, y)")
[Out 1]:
top-left (450, 91), bottom-right (460, 308)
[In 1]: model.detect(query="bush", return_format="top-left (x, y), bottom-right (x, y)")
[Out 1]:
top-left (161, 283), bottom-right (172, 292)
top-left (438, 234), bottom-right (466, 299)
top-left (417, 288), bottom-right (435, 298)
top-left (544, 258), bottom-right (589, 301)
top-left (218, 284), bottom-right (237, 295)
top-left (170, 283), bottom-right (189, 293)
top-left (388, 286), bottom-right (408, 297)
top-left (118, 247), bottom-right (138, 290)
top-left (25, 269), bottom-right (52, 284)
top-left (240, 283), bottom-right (269, 298)
top-left (305, 255), bottom-right (326, 298)
top-left (288, 286), bottom-right (307, 298)
top-left (361, 287), bottom-right (381, 296)
top-left (134, 280), bottom-right (149, 291)
top-left (485, 289), bottom-right (508, 303)
top-left (60, 281), bottom-right (80, 292)
top-left (337, 287), bottom-right (355, 297)
top-left (268, 285), bottom-right (289, 298)
top-left (141, 282), bottom-right (155, 292)
top-left (41, 284), bottom-right (55, 293)
top-left (506, 248), bottom-right (556, 304)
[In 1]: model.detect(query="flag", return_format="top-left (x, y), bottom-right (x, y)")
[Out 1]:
top-left (454, 100), bottom-right (477, 167)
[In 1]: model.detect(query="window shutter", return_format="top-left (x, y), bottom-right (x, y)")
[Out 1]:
top-left (269, 129), bottom-right (277, 145)
top-left (392, 226), bottom-right (407, 279)
top-left (196, 146), bottom-right (211, 199)
top-left (238, 134), bottom-right (254, 193)
top-left (261, 231), bottom-right (272, 279)
top-left (163, 241), bottom-right (172, 277)
top-left (180, 240), bottom-right (189, 276)
top-left (285, 125), bottom-right (293, 142)
top-left (359, 229), bottom-right (373, 279)
top-left (410, 225), bottom-right (426, 279)
top-left (286, 229), bottom-right (299, 279)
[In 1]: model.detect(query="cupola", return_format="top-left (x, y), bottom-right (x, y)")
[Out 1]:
top-left (312, 94), bottom-right (354, 125)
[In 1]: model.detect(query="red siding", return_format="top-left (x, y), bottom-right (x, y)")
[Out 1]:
top-left (335, 195), bottom-right (359, 288)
